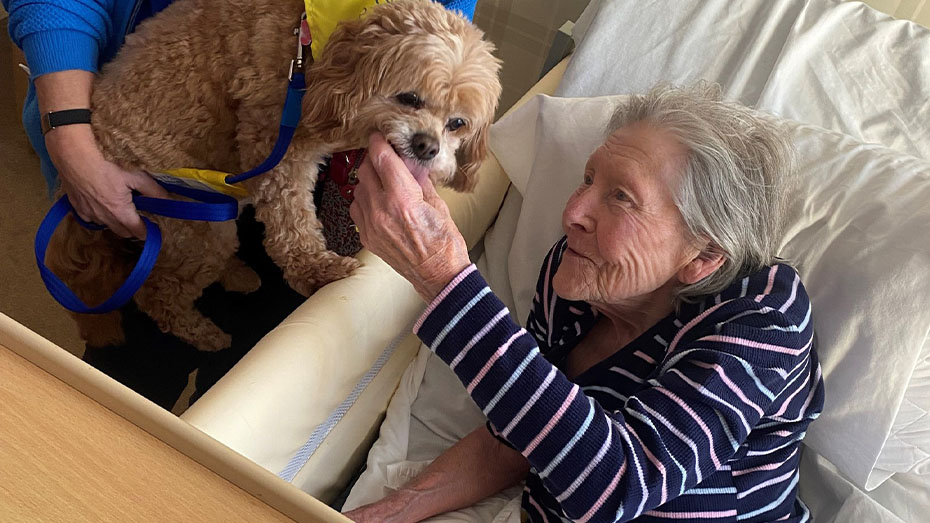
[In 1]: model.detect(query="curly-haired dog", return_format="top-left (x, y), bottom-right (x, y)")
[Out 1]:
top-left (45, 0), bottom-right (502, 351)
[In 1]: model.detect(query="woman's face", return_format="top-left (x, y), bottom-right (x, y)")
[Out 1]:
top-left (553, 123), bottom-right (701, 307)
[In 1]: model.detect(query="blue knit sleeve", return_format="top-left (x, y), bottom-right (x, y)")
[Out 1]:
top-left (438, 0), bottom-right (477, 22)
top-left (3, 0), bottom-right (115, 77)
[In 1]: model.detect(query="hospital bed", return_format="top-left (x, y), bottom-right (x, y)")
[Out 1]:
top-left (175, 0), bottom-right (930, 521)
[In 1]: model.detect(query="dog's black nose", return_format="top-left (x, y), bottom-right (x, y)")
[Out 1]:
top-left (411, 133), bottom-right (440, 161)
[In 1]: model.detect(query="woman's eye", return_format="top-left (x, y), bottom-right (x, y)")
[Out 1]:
top-left (583, 174), bottom-right (593, 185)
top-left (614, 191), bottom-right (629, 201)
top-left (446, 118), bottom-right (466, 131)
top-left (396, 92), bottom-right (423, 108)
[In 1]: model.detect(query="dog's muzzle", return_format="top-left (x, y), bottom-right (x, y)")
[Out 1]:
top-left (411, 132), bottom-right (440, 161)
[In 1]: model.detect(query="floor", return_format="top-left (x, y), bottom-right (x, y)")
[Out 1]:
top-left (0, 0), bottom-right (589, 411)
top-left (0, 66), bottom-right (86, 359)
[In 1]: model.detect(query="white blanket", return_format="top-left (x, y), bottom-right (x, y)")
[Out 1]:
top-left (342, 345), bottom-right (523, 521)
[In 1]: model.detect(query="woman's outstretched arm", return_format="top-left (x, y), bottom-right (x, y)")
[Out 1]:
top-left (344, 426), bottom-right (528, 522)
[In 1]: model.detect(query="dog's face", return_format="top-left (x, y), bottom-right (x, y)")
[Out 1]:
top-left (305, 0), bottom-right (502, 191)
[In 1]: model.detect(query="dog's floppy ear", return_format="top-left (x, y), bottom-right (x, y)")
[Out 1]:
top-left (449, 121), bottom-right (490, 192)
top-left (301, 13), bottom-right (394, 141)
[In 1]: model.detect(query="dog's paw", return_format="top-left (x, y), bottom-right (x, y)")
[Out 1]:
top-left (219, 263), bottom-right (262, 294)
top-left (286, 252), bottom-right (362, 296)
top-left (194, 329), bottom-right (233, 352)
top-left (181, 321), bottom-right (232, 352)
top-left (320, 252), bottom-right (362, 280)
top-left (76, 311), bottom-right (126, 348)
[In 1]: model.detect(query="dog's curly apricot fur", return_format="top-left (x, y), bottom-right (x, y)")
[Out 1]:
top-left (46, 0), bottom-right (502, 351)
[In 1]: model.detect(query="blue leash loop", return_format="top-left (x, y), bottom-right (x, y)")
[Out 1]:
top-left (36, 27), bottom-right (310, 314)
top-left (34, 180), bottom-right (236, 314)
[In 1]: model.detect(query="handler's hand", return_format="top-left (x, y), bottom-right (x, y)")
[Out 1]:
top-left (48, 125), bottom-right (168, 239)
top-left (37, 69), bottom-right (168, 239)
top-left (349, 133), bottom-right (471, 302)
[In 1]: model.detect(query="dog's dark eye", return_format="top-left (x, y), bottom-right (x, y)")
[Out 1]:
top-left (446, 118), bottom-right (467, 132)
top-left (396, 92), bottom-right (423, 109)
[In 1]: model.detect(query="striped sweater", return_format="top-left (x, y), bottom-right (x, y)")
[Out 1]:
top-left (413, 237), bottom-right (825, 522)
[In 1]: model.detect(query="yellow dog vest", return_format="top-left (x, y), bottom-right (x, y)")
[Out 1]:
top-left (305, 0), bottom-right (399, 61)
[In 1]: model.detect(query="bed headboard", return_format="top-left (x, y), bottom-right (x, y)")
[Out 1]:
top-left (863, 0), bottom-right (930, 28)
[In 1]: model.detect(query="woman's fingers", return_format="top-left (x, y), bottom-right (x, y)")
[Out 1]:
top-left (363, 133), bottom-right (395, 192)
top-left (367, 133), bottom-right (426, 197)
top-left (416, 170), bottom-right (445, 208)
top-left (59, 161), bottom-right (151, 238)
top-left (96, 171), bottom-right (146, 238)
top-left (351, 156), bottom-right (376, 240)
top-left (89, 197), bottom-right (135, 238)
top-left (355, 151), bottom-right (383, 193)
top-left (64, 183), bottom-right (130, 238)
top-left (349, 160), bottom-right (375, 247)
top-left (348, 197), bottom-right (366, 244)
top-left (349, 132), bottom-right (471, 301)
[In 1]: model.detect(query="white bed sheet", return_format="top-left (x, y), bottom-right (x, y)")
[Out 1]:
top-left (798, 447), bottom-right (930, 523)
top-left (342, 342), bottom-right (523, 522)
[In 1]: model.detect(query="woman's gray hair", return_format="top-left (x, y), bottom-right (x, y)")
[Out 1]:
top-left (606, 82), bottom-right (796, 303)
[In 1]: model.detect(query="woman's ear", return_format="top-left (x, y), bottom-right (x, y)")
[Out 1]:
top-left (678, 245), bottom-right (726, 285)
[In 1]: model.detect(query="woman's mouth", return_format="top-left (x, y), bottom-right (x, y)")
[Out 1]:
top-left (565, 247), bottom-right (590, 261)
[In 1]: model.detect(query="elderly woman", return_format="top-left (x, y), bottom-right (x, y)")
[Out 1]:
top-left (345, 84), bottom-right (825, 523)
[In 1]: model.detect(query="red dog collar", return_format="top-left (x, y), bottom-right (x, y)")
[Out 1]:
top-left (322, 149), bottom-right (365, 202)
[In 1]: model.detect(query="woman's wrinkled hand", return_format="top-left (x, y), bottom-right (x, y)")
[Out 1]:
top-left (349, 133), bottom-right (471, 302)
top-left (47, 124), bottom-right (168, 239)
top-left (342, 504), bottom-right (391, 522)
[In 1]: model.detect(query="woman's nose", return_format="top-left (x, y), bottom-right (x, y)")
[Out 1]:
top-left (563, 191), bottom-right (595, 233)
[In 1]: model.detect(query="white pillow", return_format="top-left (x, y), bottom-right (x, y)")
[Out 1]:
top-left (757, 0), bottom-right (930, 160)
top-left (487, 93), bottom-right (930, 491)
top-left (753, 0), bottom-right (930, 492)
top-left (556, 0), bottom-right (808, 105)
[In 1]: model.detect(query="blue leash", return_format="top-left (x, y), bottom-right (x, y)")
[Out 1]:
top-left (226, 72), bottom-right (305, 184)
top-left (36, 41), bottom-right (309, 314)
top-left (35, 180), bottom-right (235, 314)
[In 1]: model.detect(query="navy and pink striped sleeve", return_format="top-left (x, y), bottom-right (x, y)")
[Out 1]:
top-left (413, 263), bottom-right (812, 522)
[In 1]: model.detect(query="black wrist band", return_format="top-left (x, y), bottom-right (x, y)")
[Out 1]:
top-left (41, 109), bottom-right (93, 135)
